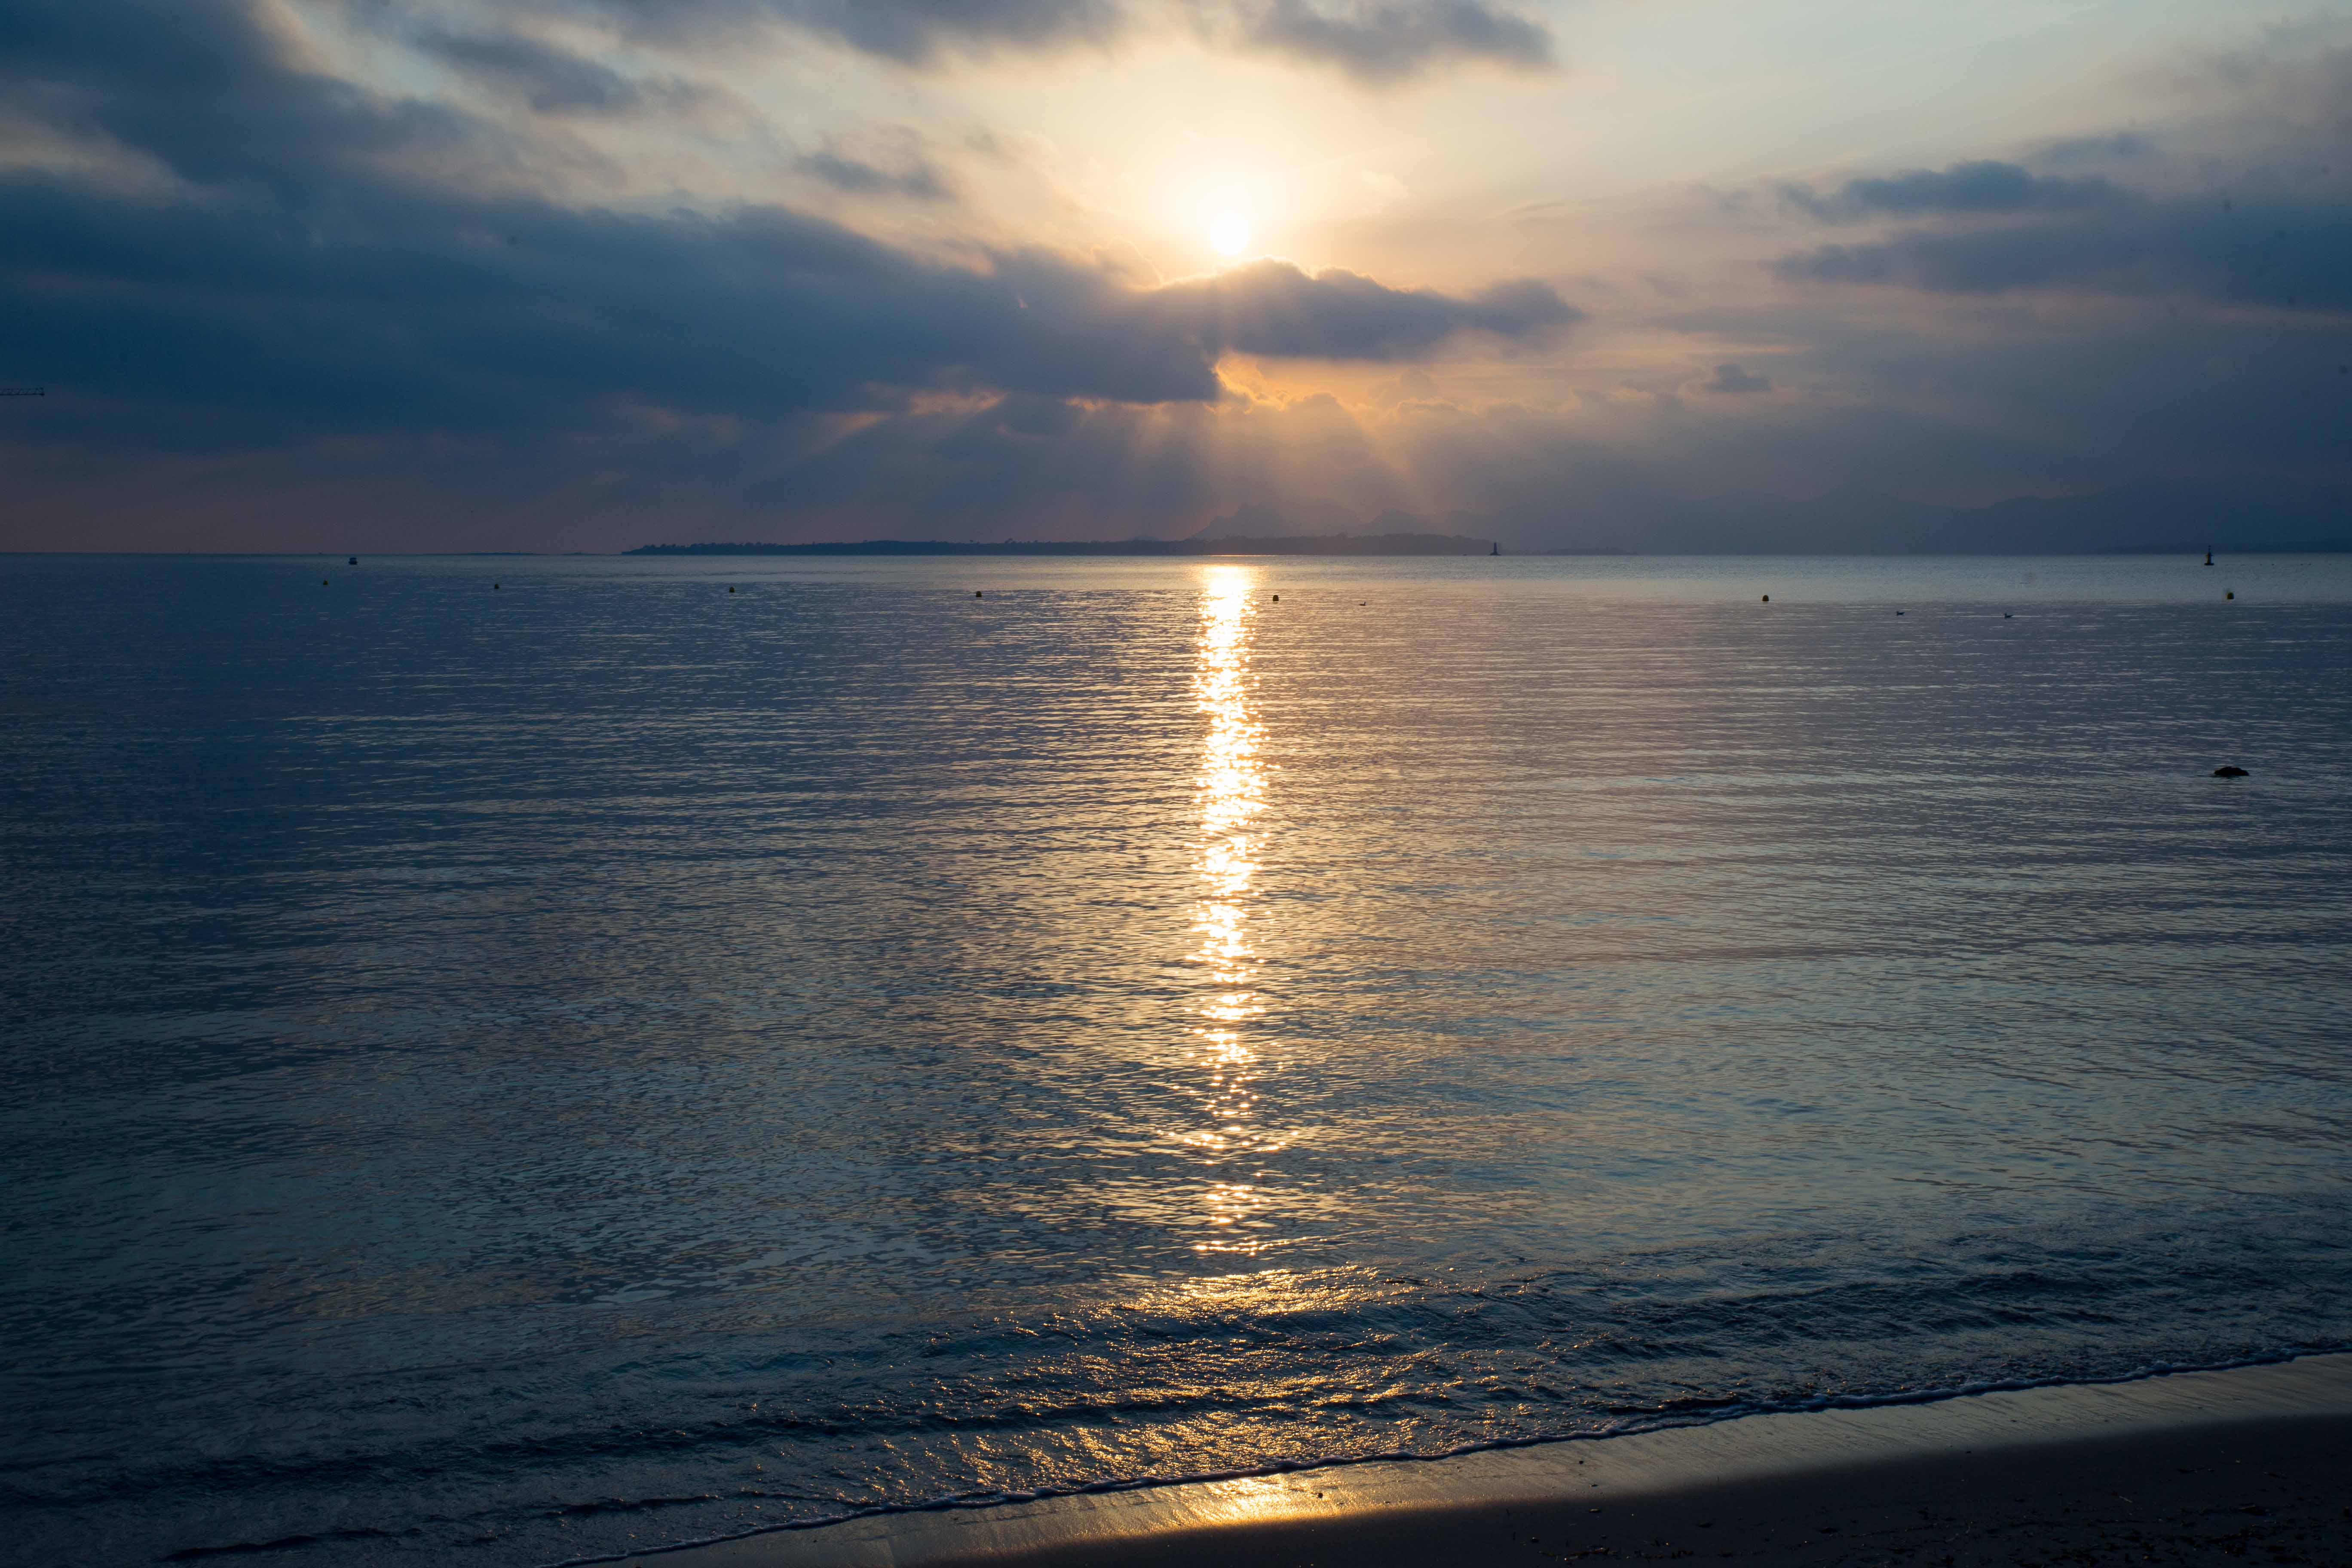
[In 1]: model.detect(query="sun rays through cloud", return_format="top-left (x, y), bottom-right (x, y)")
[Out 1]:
top-left (3, 0), bottom-right (2350, 549)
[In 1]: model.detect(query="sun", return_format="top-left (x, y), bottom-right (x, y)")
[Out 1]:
top-left (1208, 211), bottom-right (1251, 257)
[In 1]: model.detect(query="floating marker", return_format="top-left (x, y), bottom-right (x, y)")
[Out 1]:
top-left (729, 585), bottom-right (735, 593)
top-left (494, 583), bottom-right (500, 590)
top-left (321, 579), bottom-right (328, 586)
top-left (1272, 594), bottom-right (1279, 602)
top-left (1761, 594), bottom-right (1769, 602)
top-left (2226, 591), bottom-right (2234, 599)
top-left (975, 590), bottom-right (983, 598)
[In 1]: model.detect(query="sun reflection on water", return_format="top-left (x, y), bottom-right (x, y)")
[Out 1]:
top-left (1188, 566), bottom-right (1277, 1252)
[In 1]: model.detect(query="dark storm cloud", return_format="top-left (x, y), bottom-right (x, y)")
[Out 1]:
top-left (1773, 193), bottom-right (2352, 309)
top-left (1782, 160), bottom-right (2119, 222)
top-left (1228, 0), bottom-right (1553, 84)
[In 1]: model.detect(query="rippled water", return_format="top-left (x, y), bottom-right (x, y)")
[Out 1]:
top-left (5, 552), bottom-right (2351, 1566)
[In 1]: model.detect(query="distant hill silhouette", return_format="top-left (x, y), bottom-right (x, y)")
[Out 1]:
top-left (632, 478), bottom-right (2352, 557)
top-left (629, 533), bottom-right (1496, 557)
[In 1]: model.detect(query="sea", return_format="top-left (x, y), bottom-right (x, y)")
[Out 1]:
top-left (4, 551), bottom-right (2350, 1566)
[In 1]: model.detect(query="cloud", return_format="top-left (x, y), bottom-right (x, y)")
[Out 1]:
top-left (797, 146), bottom-right (957, 202)
top-left (409, 27), bottom-right (698, 116)
top-left (0, 0), bottom-right (1577, 457)
top-left (739, 0), bottom-right (1124, 63)
top-left (0, 0), bottom-right (499, 191)
top-left (1772, 193), bottom-right (2352, 309)
top-left (1700, 362), bottom-right (1770, 393)
top-left (1225, 0), bottom-right (1553, 85)
top-left (1136, 261), bottom-right (1578, 361)
top-left (0, 173), bottom-right (1577, 445)
top-left (2034, 132), bottom-right (2154, 167)
top-left (1782, 161), bottom-right (2120, 223)
top-left (374, 0), bottom-right (1555, 80)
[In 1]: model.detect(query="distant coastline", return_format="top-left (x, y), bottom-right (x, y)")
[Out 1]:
top-left (628, 533), bottom-right (1498, 557)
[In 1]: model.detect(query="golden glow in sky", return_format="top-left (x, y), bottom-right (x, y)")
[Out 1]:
top-left (1209, 211), bottom-right (1252, 257)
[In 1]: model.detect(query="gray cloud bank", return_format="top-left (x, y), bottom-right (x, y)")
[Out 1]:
top-left (1782, 160), bottom-right (2118, 222)
top-left (0, 0), bottom-right (1572, 455)
top-left (1776, 185), bottom-right (2352, 310)
top-left (415, 0), bottom-right (1552, 82)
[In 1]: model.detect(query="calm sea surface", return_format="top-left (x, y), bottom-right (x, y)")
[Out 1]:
top-left (5, 552), bottom-right (2352, 1565)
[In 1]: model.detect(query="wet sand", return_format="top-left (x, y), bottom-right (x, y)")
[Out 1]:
top-left (613, 1354), bottom-right (2352, 1567)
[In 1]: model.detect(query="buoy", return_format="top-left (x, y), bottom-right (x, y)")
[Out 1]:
top-left (347, 556), bottom-right (358, 566)
top-left (494, 583), bottom-right (500, 590)
top-left (321, 579), bottom-right (328, 586)
top-left (2226, 591), bottom-right (2234, 600)
top-left (729, 585), bottom-right (735, 593)
top-left (2213, 766), bottom-right (2249, 778)
top-left (1272, 594), bottom-right (1279, 602)
top-left (2004, 612), bottom-right (2012, 619)
top-left (975, 590), bottom-right (983, 598)
top-left (1761, 594), bottom-right (1769, 602)
top-left (1896, 610), bottom-right (1905, 616)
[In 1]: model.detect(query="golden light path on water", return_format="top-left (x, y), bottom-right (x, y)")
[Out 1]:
top-left (1187, 565), bottom-right (1275, 1253)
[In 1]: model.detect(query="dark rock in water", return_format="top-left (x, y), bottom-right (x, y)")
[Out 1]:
top-left (2213, 766), bottom-right (2250, 778)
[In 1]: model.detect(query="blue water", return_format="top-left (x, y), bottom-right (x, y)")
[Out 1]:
top-left (4, 552), bottom-right (2350, 1566)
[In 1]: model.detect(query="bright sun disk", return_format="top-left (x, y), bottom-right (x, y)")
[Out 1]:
top-left (1209, 211), bottom-right (1251, 257)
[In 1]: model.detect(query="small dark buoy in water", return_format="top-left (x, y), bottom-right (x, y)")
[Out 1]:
top-left (2213, 766), bottom-right (2249, 778)
top-left (2004, 612), bottom-right (2012, 618)
top-left (1896, 610), bottom-right (1905, 616)
top-left (1761, 594), bottom-right (1769, 602)
top-left (321, 579), bottom-right (328, 586)
top-left (348, 556), bottom-right (358, 566)
top-left (494, 582), bottom-right (500, 590)
top-left (1272, 594), bottom-right (1279, 601)
top-left (729, 585), bottom-right (735, 593)
top-left (2226, 591), bottom-right (2234, 600)
top-left (2205, 550), bottom-right (2214, 566)
top-left (975, 590), bottom-right (983, 598)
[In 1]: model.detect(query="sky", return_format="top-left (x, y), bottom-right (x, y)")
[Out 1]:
top-left (2, 0), bottom-right (2349, 551)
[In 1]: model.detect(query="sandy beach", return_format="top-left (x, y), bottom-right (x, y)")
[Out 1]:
top-left (612, 1354), bottom-right (2352, 1567)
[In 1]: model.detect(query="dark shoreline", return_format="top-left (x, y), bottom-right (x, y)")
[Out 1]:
top-left (607, 1354), bottom-right (2352, 1567)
